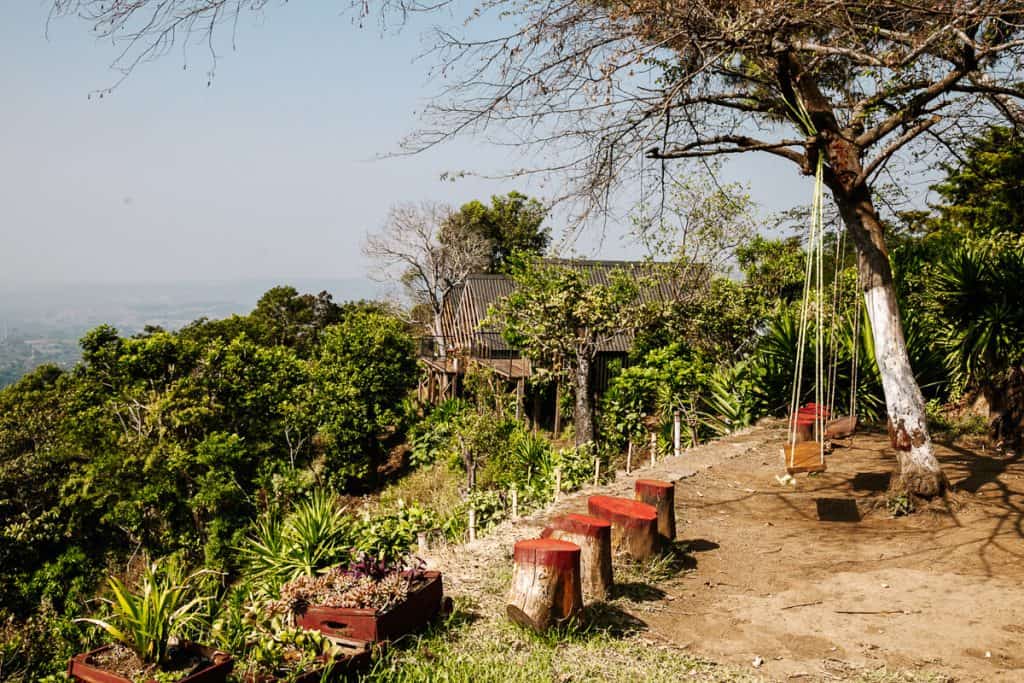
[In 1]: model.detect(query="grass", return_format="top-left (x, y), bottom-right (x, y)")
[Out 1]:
top-left (354, 540), bottom-right (952, 683)
top-left (364, 596), bottom-right (745, 682)
top-left (378, 462), bottom-right (464, 515)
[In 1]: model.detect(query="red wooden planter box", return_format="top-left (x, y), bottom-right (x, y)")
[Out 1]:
top-left (242, 637), bottom-right (371, 682)
top-left (295, 571), bottom-right (443, 642)
top-left (68, 643), bottom-right (232, 683)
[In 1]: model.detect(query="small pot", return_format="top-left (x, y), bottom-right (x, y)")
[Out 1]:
top-left (68, 642), bottom-right (233, 683)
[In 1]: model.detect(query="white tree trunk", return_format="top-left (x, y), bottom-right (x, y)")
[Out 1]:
top-left (834, 187), bottom-right (947, 496)
top-left (863, 284), bottom-right (944, 494)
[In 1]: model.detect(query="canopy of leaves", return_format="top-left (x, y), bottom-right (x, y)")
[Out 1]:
top-left (0, 290), bottom-right (416, 625)
top-left (441, 192), bottom-right (550, 272)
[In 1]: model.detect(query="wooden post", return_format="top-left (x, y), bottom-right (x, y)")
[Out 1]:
top-left (635, 479), bottom-right (676, 543)
top-left (507, 539), bottom-right (583, 631)
top-left (587, 495), bottom-right (659, 560)
top-left (553, 379), bottom-right (562, 438)
top-left (468, 506), bottom-right (477, 542)
top-left (541, 514), bottom-right (613, 601)
top-left (650, 431), bottom-right (657, 467)
top-left (531, 392), bottom-right (540, 434)
top-left (511, 486), bottom-right (519, 520)
top-left (673, 411), bottom-right (681, 457)
top-left (516, 378), bottom-right (525, 422)
top-left (593, 456), bottom-right (600, 486)
top-left (626, 439), bottom-right (633, 475)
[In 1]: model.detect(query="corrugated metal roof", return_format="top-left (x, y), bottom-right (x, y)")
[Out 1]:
top-left (440, 260), bottom-right (689, 355)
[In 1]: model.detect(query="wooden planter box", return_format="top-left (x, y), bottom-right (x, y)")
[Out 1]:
top-left (242, 637), bottom-right (371, 682)
top-left (68, 643), bottom-right (232, 683)
top-left (296, 571), bottom-right (443, 642)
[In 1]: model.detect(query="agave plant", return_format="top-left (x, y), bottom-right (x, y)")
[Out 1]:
top-left (76, 558), bottom-right (213, 665)
top-left (931, 237), bottom-right (1024, 386)
top-left (238, 490), bottom-right (354, 592)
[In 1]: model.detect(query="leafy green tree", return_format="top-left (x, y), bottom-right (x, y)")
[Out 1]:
top-left (932, 127), bottom-right (1024, 240)
top-left (313, 311), bottom-right (417, 488)
top-left (442, 192), bottom-right (550, 272)
top-left (930, 235), bottom-right (1024, 443)
top-left (489, 256), bottom-right (648, 444)
top-left (248, 286), bottom-right (345, 356)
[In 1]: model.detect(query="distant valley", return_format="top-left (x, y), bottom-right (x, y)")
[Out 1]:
top-left (0, 277), bottom-right (385, 386)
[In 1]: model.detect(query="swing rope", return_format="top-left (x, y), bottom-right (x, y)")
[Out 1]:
top-left (787, 154), bottom-right (827, 467)
top-left (826, 227), bottom-right (846, 416)
top-left (850, 267), bottom-right (863, 421)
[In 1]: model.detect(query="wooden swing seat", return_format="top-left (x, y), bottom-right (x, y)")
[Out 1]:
top-left (783, 441), bottom-right (827, 474)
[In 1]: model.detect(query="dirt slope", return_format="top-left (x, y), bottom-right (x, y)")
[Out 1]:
top-left (427, 421), bottom-right (1024, 682)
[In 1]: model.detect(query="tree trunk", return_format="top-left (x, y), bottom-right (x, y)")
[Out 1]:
top-left (574, 350), bottom-right (594, 445)
top-left (831, 185), bottom-right (947, 497)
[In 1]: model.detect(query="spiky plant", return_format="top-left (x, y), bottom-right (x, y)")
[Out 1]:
top-left (238, 490), bottom-right (353, 592)
top-left (76, 559), bottom-right (213, 665)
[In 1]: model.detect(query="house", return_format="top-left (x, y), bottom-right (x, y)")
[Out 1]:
top-left (416, 259), bottom-right (688, 425)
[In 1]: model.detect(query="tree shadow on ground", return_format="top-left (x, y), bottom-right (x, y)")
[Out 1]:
top-left (578, 601), bottom-right (648, 638)
top-left (612, 581), bottom-right (666, 602)
top-left (681, 538), bottom-right (720, 553)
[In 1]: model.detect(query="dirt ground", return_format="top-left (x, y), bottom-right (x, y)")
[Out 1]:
top-left (433, 421), bottom-right (1024, 682)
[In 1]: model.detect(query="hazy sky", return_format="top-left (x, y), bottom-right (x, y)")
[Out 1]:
top-left (1, 3), bottom-right (933, 286)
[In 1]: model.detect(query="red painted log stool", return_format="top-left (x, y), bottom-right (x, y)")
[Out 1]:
top-left (541, 514), bottom-right (613, 600)
top-left (587, 495), bottom-right (659, 560)
top-left (507, 538), bottom-right (583, 632)
top-left (634, 479), bottom-right (676, 543)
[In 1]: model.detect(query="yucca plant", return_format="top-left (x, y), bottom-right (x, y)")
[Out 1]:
top-left (76, 558), bottom-right (213, 665)
top-left (239, 490), bottom-right (353, 592)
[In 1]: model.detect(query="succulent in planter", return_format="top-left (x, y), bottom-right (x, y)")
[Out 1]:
top-left (234, 610), bottom-right (368, 683)
top-left (69, 559), bottom-right (232, 683)
top-left (272, 555), bottom-right (425, 616)
top-left (276, 555), bottom-right (444, 643)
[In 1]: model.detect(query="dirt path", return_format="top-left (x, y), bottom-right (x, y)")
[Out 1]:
top-left (430, 422), bottom-right (1024, 682)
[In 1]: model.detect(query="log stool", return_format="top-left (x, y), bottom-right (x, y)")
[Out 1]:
top-left (825, 415), bottom-right (858, 440)
top-left (587, 495), bottom-right (659, 560)
top-left (507, 538), bottom-right (583, 632)
top-left (541, 514), bottom-right (613, 601)
top-left (634, 479), bottom-right (676, 543)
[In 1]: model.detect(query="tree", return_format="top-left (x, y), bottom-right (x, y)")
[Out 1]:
top-left (364, 202), bottom-right (490, 341)
top-left (248, 286), bottom-right (345, 355)
top-left (312, 310), bottom-right (418, 487)
top-left (409, 1), bottom-right (1024, 496)
top-left (489, 256), bottom-right (647, 444)
top-left (50, 1), bottom-right (1024, 495)
top-left (932, 127), bottom-right (1024, 239)
top-left (442, 192), bottom-right (550, 271)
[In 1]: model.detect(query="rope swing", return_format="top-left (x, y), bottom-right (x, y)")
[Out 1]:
top-left (784, 152), bottom-right (829, 475)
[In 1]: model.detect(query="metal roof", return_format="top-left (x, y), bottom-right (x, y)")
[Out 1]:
top-left (439, 260), bottom-right (689, 355)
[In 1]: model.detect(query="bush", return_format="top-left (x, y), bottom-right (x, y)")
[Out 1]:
top-left (408, 399), bottom-right (469, 468)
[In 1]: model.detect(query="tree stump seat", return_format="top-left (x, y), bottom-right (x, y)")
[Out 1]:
top-left (587, 495), bottom-right (659, 560)
top-left (792, 403), bottom-right (831, 442)
top-left (541, 513), bottom-right (613, 600)
top-left (507, 538), bottom-right (583, 632)
top-left (635, 479), bottom-right (676, 543)
top-left (825, 415), bottom-right (858, 440)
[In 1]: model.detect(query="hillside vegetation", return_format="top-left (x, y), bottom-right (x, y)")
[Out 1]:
top-left (1, 130), bottom-right (1023, 679)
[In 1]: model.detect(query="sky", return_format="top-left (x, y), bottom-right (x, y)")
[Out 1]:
top-left (0, 2), bottom-right (932, 288)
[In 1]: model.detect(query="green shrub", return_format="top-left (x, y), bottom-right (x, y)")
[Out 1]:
top-left (75, 558), bottom-right (214, 665)
top-left (408, 399), bottom-right (469, 468)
